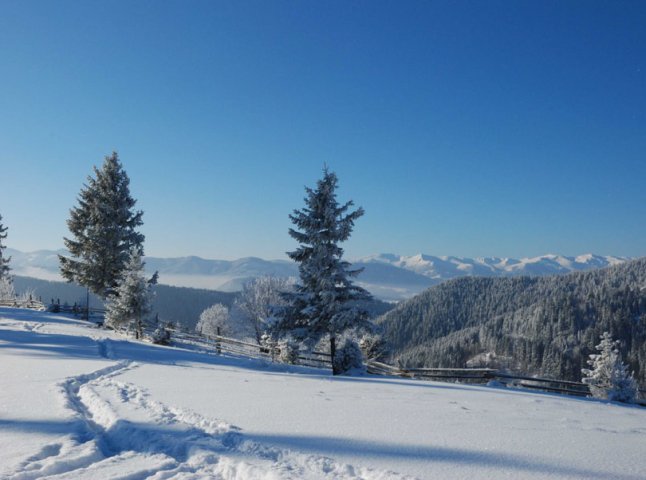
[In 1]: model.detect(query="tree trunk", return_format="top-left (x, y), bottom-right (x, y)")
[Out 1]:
top-left (330, 333), bottom-right (338, 375)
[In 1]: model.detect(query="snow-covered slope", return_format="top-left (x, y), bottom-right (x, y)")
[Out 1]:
top-left (1, 306), bottom-right (645, 479)
top-left (7, 248), bottom-right (629, 301)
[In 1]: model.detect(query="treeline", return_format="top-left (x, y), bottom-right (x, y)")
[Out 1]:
top-left (376, 258), bottom-right (646, 383)
top-left (13, 275), bottom-right (392, 333)
top-left (13, 275), bottom-right (236, 330)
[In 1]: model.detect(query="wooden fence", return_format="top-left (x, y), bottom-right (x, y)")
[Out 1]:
top-left (164, 328), bottom-right (333, 369)
top-left (48, 303), bottom-right (106, 317)
top-left (367, 360), bottom-right (646, 405)
top-left (0, 299), bottom-right (46, 310)
top-left (160, 332), bottom-right (645, 404)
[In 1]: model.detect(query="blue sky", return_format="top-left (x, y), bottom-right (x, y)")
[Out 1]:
top-left (1, 1), bottom-right (645, 260)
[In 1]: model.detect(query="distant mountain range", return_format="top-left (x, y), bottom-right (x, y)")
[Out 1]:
top-left (5, 248), bottom-right (629, 301)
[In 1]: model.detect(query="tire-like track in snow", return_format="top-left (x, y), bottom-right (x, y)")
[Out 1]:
top-left (8, 338), bottom-right (414, 480)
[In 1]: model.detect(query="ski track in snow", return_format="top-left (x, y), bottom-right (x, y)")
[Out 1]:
top-left (7, 338), bottom-right (414, 480)
top-left (21, 322), bottom-right (44, 333)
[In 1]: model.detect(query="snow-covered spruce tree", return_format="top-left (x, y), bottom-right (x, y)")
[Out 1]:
top-left (105, 247), bottom-right (156, 338)
top-left (196, 303), bottom-right (230, 338)
top-left (582, 331), bottom-right (638, 403)
top-left (276, 167), bottom-right (372, 374)
top-left (0, 214), bottom-right (15, 302)
top-left (0, 214), bottom-right (11, 281)
top-left (0, 275), bottom-right (15, 302)
top-left (235, 276), bottom-right (296, 345)
top-left (59, 152), bottom-right (144, 299)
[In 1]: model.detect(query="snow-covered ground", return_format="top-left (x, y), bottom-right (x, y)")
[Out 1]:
top-left (1, 307), bottom-right (645, 479)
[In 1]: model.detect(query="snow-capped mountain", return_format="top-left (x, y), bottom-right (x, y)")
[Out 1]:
top-left (5, 248), bottom-right (629, 301)
top-left (358, 253), bottom-right (628, 280)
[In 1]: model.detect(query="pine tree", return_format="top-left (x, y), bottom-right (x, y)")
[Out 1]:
top-left (277, 167), bottom-right (372, 374)
top-left (105, 247), bottom-right (155, 338)
top-left (582, 331), bottom-right (638, 403)
top-left (0, 214), bottom-right (11, 280)
top-left (59, 152), bottom-right (144, 299)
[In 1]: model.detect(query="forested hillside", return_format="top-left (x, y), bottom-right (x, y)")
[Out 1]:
top-left (13, 276), bottom-right (236, 330)
top-left (376, 258), bottom-right (646, 383)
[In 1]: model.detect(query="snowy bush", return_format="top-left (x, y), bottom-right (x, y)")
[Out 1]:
top-left (277, 337), bottom-right (300, 365)
top-left (359, 333), bottom-right (387, 362)
top-left (235, 276), bottom-right (296, 344)
top-left (151, 326), bottom-right (171, 345)
top-left (196, 303), bottom-right (230, 338)
top-left (466, 351), bottom-right (514, 370)
top-left (582, 332), bottom-right (638, 403)
top-left (333, 337), bottom-right (365, 374)
top-left (16, 287), bottom-right (36, 305)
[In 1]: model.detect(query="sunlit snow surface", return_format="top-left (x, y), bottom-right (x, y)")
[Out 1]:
top-left (1, 307), bottom-right (645, 479)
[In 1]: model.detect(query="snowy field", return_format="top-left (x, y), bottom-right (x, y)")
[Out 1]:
top-left (1, 307), bottom-right (645, 480)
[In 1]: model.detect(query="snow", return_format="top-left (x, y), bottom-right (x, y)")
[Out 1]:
top-left (2, 306), bottom-right (646, 479)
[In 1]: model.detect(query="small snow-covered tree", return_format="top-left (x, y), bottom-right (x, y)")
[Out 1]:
top-left (582, 331), bottom-right (638, 403)
top-left (359, 332), bottom-right (388, 362)
top-left (277, 336), bottom-right (300, 365)
top-left (59, 152), bottom-right (144, 299)
top-left (333, 336), bottom-right (365, 374)
top-left (0, 214), bottom-right (10, 281)
top-left (275, 167), bottom-right (372, 374)
top-left (105, 247), bottom-right (155, 338)
top-left (151, 317), bottom-right (172, 345)
top-left (235, 276), bottom-right (295, 345)
top-left (0, 276), bottom-right (15, 302)
top-left (196, 303), bottom-right (230, 338)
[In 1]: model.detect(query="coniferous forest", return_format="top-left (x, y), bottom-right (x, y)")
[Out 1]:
top-left (377, 258), bottom-right (646, 383)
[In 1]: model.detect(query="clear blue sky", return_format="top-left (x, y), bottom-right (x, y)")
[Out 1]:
top-left (1, 1), bottom-right (644, 260)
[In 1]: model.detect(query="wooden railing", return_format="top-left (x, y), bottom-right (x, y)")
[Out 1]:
top-left (164, 328), bottom-right (333, 369)
top-left (366, 360), bottom-right (645, 404)
top-left (0, 299), bottom-right (46, 310)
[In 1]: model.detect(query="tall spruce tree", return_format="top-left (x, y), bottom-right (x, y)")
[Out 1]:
top-left (278, 167), bottom-right (371, 374)
top-left (59, 152), bottom-right (144, 299)
top-left (0, 214), bottom-right (10, 280)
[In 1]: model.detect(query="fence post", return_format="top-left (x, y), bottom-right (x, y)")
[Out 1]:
top-left (271, 340), bottom-right (278, 362)
top-left (85, 288), bottom-right (89, 321)
top-left (216, 327), bottom-right (221, 355)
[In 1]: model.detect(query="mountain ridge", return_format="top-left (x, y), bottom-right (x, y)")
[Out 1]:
top-left (5, 248), bottom-right (629, 301)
